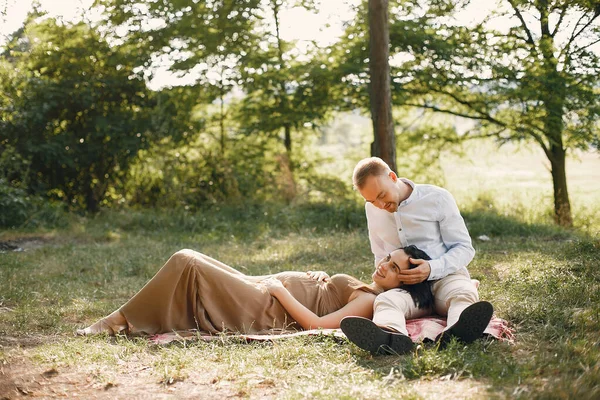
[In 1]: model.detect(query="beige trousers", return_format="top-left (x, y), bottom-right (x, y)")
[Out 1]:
top-left (372, 269), bottom-right (479, 336)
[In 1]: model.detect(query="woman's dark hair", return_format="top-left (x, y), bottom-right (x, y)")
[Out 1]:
top-left (400, 245), bottom-right (434, 310)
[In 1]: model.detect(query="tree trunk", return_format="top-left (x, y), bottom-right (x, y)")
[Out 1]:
top-left (538, 9), bottom-right (572, 227)
top-left (85, 186), bottom-right (99, 213)
top-left (219, 81), bottom-right (226, 155)
top-left (549, 145), bottom-right (573, 227)
top-left (284, 123), bottom-right (292, 157)
top-left (368, 0), bottom-right (396, 172)
top-left (272, 0), bottom-right (296, 199)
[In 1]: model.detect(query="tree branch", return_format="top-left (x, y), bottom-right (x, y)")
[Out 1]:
top-left (429, 88), bottom-right (498, 118)
top-left (507, 0), bottom-right (538, 55)
top-left (525, 127), bottom-right (551, 157)
top-left (403, 102), bottom-right (504, 124)
top-left (551, 6), bottom-right (568, 37)
top-left (404, 94), bottom-right (551, 156)
top-left (568, 36), bottom-right (600, 58)
top-left (461, 126), bottom-right (509, 140)
top-left (562, 7), bottom-right (600, 56)
top-left (567, 69), bottom-right (599, 89)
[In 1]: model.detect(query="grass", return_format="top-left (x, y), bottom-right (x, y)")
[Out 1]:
top-left (1, 143), bottom-right (599, 399)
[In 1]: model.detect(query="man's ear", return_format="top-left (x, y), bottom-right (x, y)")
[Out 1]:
top-left (389, 171), bottom-right (398, 182)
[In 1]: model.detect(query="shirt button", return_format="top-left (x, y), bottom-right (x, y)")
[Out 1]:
top-left (398, 228), bottom-right (402, 231)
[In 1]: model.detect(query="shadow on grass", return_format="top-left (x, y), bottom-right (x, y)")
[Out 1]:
top-left (352, 338), bottom-right (522, 386)
top-left (3, 203), bottom-right (600, 398)
top-left (80, 201), bottom-right (597, 242)
top-left (465, 209), bottom-right (574, 240)
top-left (86, 202), bottom-right (367, 242)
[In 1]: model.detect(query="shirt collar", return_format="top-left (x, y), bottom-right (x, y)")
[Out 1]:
top-left (398, 178), bottom-right (416, 207)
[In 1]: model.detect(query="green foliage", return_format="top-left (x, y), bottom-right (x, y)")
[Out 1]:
top-left (99, 0), bottom-right (337, 189)
top-left (236, 27), bottom-right (334, 145)
top-left (97, 0), bottom-right (262, 68)
top-left (328, 0), bottom-right (600, 225)
top-left (0, 179), bottom-right (31, 227)
top-left (0, 18), bottom-right (154, 212)
top-left (0, 145), bottom-right (68, 228)
top-left (386, 0), bottom-right (600, 225)
top-left (125, 136), bottom-right (280, 208)
top-left (0, 180), bottom-right (69, 229)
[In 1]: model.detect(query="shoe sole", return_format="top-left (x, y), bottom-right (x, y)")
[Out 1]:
top-left (340, 316), bottom-right (413, 355)
top-left (447, 301), bottom-right (494, 344)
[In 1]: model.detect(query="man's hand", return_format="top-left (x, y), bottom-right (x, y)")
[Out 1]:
top-left (398, 258), bottom-right (431, 284)
top-left (306, 270), bottom-right (330, 282)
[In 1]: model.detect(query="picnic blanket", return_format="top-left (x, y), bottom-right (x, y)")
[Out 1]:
top-left (148, 315), bottom-right (514, 345)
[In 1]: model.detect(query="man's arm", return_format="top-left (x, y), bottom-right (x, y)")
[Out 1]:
top-left (427, 189), bottom-right (475, 280)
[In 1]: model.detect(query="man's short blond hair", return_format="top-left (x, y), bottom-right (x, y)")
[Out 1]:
top-left (352, 157), bottom-right (392, 190)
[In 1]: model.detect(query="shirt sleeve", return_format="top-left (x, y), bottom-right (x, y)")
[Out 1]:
top-left (365, 203), bottom-right (387, 268)
top-left (427, 189), bottom-right (475, 280)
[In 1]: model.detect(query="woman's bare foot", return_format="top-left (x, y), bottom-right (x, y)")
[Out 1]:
top-left (76, 310), bottom-right (129, 336)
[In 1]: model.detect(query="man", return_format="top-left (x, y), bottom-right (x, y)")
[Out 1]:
top-left (340, 157), bottom-right (493, 355)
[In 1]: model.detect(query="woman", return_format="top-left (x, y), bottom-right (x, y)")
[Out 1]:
top-left (77, 245), bottom-right (432, 336)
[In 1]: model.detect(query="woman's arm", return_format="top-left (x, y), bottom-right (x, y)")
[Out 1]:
top-left (306, 271), bottom-right (330, 282)
top-left (262, 278), bottom-right (375, 330)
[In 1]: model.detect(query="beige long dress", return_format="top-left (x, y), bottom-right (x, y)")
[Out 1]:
top-left (119, 249), bottom-right (363, 335)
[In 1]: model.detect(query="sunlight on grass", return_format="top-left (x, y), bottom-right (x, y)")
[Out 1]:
top-left (1, 140), bottom-right (599, 398)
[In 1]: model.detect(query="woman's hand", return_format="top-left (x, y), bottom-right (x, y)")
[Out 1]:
top-left (306, 270), bottom-right (330, 282)
top-left (262, 278), bottom-right (287, 296)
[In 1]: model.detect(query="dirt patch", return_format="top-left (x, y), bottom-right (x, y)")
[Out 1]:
top-left (0, 358), bottom-right (278, 399)
top-left (0, 339), bottom-right (279, 400)
top-left (0, 242), bottom-right (23, 252)
top-left (0, 236), bottom-right (54, 253)
top-left (493, 263), bottom-right (513, 280)
top-left (409, 378), bottom-right (501, 399)
top-left (0, 335), bottom-right (56, 350)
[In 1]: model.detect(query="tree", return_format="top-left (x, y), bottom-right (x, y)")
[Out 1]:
top-left (388, 0), bottom-right (600, 226)
top-left (99, 0), bottom-right (334, 190)
top-left (95, 0), bottom-right (262, 117)
top-left (368, 0), bottom-right (396, 171)
top-left (0, 18), bottom-right (154, 212)
top-left (236, 1), bottom-right (334, 175)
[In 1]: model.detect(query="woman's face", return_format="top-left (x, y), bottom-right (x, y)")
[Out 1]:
top-left (372, 249), bottom-right (411, 290)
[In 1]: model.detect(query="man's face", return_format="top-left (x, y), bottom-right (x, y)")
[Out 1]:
top-left (358, 172), bottom-right (401, 213)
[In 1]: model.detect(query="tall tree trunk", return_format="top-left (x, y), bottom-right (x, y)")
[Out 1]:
top-left (284, 123), bottom-right (292, 162)
top-left (279, 127), bottom-right (296, 202)
top-left (549, 145), bottom-right (573, 227)
top-left (272, 0), bottom-right (296, 199)
top-left (368, 0), bottom-right (396, 172)
top-left (219, 80), bottom-right (226, 155)
top-left (273, 1), bottom-right (292, 160)
top-left (543, 100), bottom-right (572, 227)
top-left (538, 9), bottom-right (573, 227)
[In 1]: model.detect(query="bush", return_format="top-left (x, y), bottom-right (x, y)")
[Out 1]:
top-left (0, 179), bottom-right (30, 227)
top-left (0, 178), bottom-right (69, 229)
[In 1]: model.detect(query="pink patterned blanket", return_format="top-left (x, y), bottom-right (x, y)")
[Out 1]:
top-left (148, 316), bottom-right (514, 345)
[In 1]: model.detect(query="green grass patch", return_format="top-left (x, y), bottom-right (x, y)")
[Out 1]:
top-left (2, 195), bottom-right (600, 398)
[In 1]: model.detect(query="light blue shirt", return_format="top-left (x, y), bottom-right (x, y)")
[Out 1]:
top-left (365, 178), bottom-right (475, 280)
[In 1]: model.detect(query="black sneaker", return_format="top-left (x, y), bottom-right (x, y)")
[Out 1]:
top-left (438, 301), bottom-right (494, 345)
top-left (340, 316), bottom-right (413, 356)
